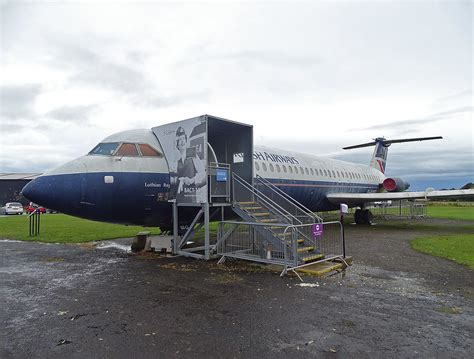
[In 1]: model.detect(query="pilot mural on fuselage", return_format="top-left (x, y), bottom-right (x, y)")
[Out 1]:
top-left (155, 118), bottom-right (208, 204)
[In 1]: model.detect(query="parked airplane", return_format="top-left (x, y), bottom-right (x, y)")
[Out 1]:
top-left (21, 127), bottom-right (473, 229)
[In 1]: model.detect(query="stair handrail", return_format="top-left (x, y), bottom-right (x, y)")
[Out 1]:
top-left (254, 174), bottom-right (321, 245)
top-left (232, 173), bottom-right (315, 252)
top-left (232, 173), bottom-right (301, 225)
top-left (255, 175), bottom-right (323, 223)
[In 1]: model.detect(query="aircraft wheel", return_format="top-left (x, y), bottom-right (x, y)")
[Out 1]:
top-left (362, 209), bottom-right (373, 224)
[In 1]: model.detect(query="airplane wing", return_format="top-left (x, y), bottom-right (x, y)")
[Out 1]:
top-left (326, 189), bottom-right (474, 207)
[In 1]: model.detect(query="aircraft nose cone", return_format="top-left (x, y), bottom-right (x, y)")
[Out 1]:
top-left (22, 174), bottom-right (83, 214)
top-left (21, 177), bottom-right (54, 207)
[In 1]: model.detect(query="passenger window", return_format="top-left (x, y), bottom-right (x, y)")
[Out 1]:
top-left (255, 162), bottom-right (260, 171)
top-left (89, 142), bottom-right (119, 156)
top-left (310, 168), bottom-right (314, 175)
top-left (269, 163), bottom-right (274, 172)
top-left (282, 165), bottom-right (287, 173)
top-left (116, 143), bottom-right (139, 156)
top-left (323, 169), bottom-right (327, 177)
top-left (289, 166), bottom-right (293, 174)
top-left (262, 162), bottom-right (267, 171)
top-left (336, 171), bottom-right (340, 178)
top-left (300, 166), bottom-right (304, 174)
top-left (305, 167), bottom-right (309, 175)
top-left (276, 164), bottom-right (281, 173)
top-left (139, 143), bottom-right (161, 157)
top-left (332, 170), bottom-right (336, 178)
top-left (319, 169), bottom-right (324, 176)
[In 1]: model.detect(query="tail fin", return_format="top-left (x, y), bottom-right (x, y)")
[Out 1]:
top-left (343, 136), bottom-right (443, 173)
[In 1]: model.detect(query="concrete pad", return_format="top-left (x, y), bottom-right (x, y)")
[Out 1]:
top-left (148, 235), bottom-right (173, 253)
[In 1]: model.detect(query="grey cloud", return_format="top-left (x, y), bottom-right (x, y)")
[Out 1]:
top-left (435, 89), bottom-right (472, 104)
top-left (335, 147), bottom-right (473, 179)
top-left (0, 121), bottom-right (27, 134)
top-left (69, 58), bottom-right (148, 94)
top-left (46, 104), bottom-right (100, 122)
top-left (357, 106), bottom-right (473, 131)
top-left (0, 155), bottom-right (62, 173)
top-left (133, 91), bottom-right (210, 109)
top-left (177, 47), bottom-right (323, 68)
top-left (49, 41), bottom-right (195, 106)
top-left (47, 41), bottom-right (149, 94)
top-left (208, 50), bottom-right (323, 67)
top-left (0, 84), bottom-right (42, 119)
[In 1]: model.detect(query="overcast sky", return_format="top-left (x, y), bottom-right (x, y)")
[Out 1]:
top-left (0, 0), bottom-right (472, 189)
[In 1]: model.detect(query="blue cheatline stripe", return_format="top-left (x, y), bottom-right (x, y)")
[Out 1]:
top-left (259, 177), bottom-right (378, 211)
top-left (263, 177), bottom-right (378, 190)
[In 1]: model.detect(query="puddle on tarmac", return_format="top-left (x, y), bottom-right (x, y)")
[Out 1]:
top-left (96, 242), bottom-right (132, 252)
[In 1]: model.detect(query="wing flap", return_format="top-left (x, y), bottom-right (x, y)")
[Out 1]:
top-left (326, 189), bottom-right (474, 206)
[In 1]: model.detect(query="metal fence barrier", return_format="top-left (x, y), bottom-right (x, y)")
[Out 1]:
top-left (29, 209), bottom-right (41, 236)
top-left (370, 200), bottom-right (427, 219)
top-left (217, 220), bottom-right (345, 277)
top-left (217, 221), bottom-right (294, 265)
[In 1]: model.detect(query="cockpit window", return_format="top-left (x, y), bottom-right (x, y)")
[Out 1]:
top-left (89, 142), bottom-right (120, 155)
top-left (89, 142), bottom-right (162, 157)
top-left (138, 144), bottom-right (161, 157)
top-left (116, 143), bottom-right (139, 156)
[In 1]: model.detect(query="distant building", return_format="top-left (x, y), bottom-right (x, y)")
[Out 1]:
top-left (0, 173), bottom-right (42, 205)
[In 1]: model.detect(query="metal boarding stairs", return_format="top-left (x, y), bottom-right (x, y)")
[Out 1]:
top-left (217, 173), bottom-right (337, 270)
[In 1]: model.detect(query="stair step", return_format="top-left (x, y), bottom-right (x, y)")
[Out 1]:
top-left (238, 201), bottom-right (257, 205)
top-left (297, 246), bottom-right (315, 253)
top-left (241, 206), bottom-right (263, 211)
top-left (301, 254), bottom-right (325, 262)
top-left (285, 239), bottom-right (306, 245)
top-left (253, 212), bottom-right (271, 217)
top-left (259, 218), bottom-right (279, 223)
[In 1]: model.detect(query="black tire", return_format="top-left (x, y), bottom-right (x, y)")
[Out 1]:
top-left (362, 209), bottom-right (373, 224)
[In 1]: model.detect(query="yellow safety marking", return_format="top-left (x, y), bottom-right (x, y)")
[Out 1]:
top-left (297, 262), bottom-right (343, 276)
top-left (253, 212), bottom-right (270, 217)
top-left (302, 254), bottom-right (325, 262)
top-left (297, 246), bottom-right (315, 253)
top-left (259, 218), bottom-right (278, 223)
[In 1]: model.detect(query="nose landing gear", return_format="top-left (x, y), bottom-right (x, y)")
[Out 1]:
top-left (354, 208), bottom-right (373, 225)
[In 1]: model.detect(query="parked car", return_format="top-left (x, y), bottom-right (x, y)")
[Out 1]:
top-left (25, 203), bottom-right (46, 214)
top-left (1, 202), bottom-right (24, 215)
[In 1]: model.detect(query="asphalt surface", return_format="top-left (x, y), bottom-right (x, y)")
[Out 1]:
top-left (1, 219), bottom-right (473, 358)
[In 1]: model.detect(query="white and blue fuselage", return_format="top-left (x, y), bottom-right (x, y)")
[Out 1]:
top-left (22, 129), bottom-right (385, 229)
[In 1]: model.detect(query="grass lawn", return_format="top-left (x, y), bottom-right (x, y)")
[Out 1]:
top-left (411, 234), bottom-right (474, 269)
top-left (427, 206), bottom-right (474, 221)
top-left (0, 214), bottom-right (161, 243)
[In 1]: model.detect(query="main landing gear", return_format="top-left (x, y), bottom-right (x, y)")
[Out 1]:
top-left (354, 208), bottom-right (373, 225)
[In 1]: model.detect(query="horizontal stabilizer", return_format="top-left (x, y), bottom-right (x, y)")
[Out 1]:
top-left (343, 136), bottom-right (443, 150)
